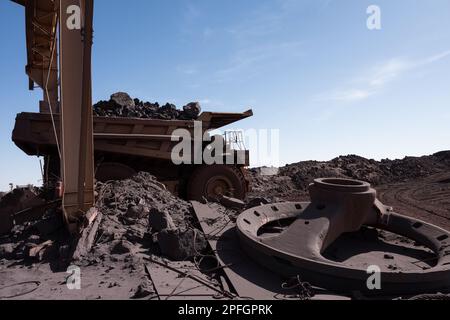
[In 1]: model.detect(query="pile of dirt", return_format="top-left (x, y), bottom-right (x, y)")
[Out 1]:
top-left (247, 168), bottom-right (306, 202)
top-left (0, 206), bottom-right (68, 267)
top-left (93, 92), bottom-right (202, 120)
top-left (0, 172), bottom-right (207, 268)
top-left (278, 151), bottom-right (450, 191)
top-left (247, 151), bottom-right (450, 202)
top-left (94, 172), bottom-right (207, 261)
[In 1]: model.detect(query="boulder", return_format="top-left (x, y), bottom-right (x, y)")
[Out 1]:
top-left (111, 92), bottom-right (135, 109)
top-left (126, 205), bottom-right (150, 219)
top-left (0, 243), bottom-right (15, 259)
top-left (157, 228), bottom-right (207, 261)
top-left (110, 240), bottom-right (136, 255)
top-left (182, 102), bottom-right (201, 119)
top-left (148, 208), bottom-right (176, 232)
top-left (132, 279), bottom-right (155, 299)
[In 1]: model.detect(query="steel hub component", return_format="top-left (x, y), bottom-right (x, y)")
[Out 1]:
top-left (187, 165), bottom-right (247, 201)
top-left (237, 178), bottom-right (450, 295)
top-left (206, 176), bottom-right (234, 198)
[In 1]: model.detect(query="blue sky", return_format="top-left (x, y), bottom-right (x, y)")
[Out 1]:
top-left (1, 0), bottom-right (450, 190)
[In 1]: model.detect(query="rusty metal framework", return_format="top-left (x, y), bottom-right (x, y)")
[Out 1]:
top-left (12, 0), bottom-right (96, 233)
top-left (12, 0), bottom-right (59, 112)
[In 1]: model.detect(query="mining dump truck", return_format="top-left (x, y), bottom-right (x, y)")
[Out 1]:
top-left (9, 0), bottom-right (251, 232)
top-left (12, 110), bottom-right (252, 201)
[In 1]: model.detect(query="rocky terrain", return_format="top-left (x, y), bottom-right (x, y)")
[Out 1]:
top-left (0, 173), bottom-right (212, 300)
top-left (250, 151), bottom-right (450, 194)
top-left (249, 151), bottom-right (450, 229)
top-left (1, 151), bottom-right (450, 300)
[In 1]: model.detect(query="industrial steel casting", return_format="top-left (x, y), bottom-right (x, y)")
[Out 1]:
top-left (237, 178), bottom-right (450, 295)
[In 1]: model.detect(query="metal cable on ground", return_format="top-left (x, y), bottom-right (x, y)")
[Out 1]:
top-left (144, 257), bottom-right (236, 299)
top-left (164, 274), bottom-right (189, 301)
top-left (408, 294), bottom-right (450, 300)
top-left (0, 281), bottom-right (41, 299)
top-left (192, 229), bottom-right (233, 274)
top-left (273, 275), bottom-right (314, 301)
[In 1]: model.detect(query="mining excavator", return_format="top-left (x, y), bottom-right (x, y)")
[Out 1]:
top-left (6, 0), bottom-right (252, 234)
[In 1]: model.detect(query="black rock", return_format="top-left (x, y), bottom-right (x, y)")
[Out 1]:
top-left (0, 243), bottom-right (15, 259)
top-left (182, 102), bottom-right (201, 119)
top-left (245, 197), bottom-right (271, 209)
top-left (132, 280), bottom-right (155, 299)
top-left (148, 208), bottom-right (176, 232)
top-left (111, 92), bottom-right (135, 109)
top-left (93, 92), bottom-right (201, 121)
top-left (157, 228), bottom-right (207, 261)
top-left (110, 240), bottom-right (135, 255)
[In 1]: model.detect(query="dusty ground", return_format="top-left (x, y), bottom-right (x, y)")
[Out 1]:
top-left (0, 173), bottom-right (212, 300)
top-left (1, 152), bottom-right (450, 300)
top-left (378, 172), bottom-right (450, 231)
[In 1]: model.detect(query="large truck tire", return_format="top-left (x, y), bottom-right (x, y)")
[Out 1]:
top-left (187, 165), bottom-right (247, 201)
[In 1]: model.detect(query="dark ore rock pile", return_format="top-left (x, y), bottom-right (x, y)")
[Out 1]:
top-left (248, 151), bottom-right (450, 198)
top-left (93, 92), bottom-right (202, 120)
top-left (281, 151), bottom-right (450, 190)
top-left (0, 173), bottom-right (208, 267)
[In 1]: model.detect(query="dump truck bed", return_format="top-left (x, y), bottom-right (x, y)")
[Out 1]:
top-left (12, 110), bottom-right (253, 163)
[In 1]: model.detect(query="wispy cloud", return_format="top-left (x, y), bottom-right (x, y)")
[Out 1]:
top-left (226, 0), bottom-right (322, 41)
top-left (198, 98), bottom-right (225, 108)
top-left (176, 65), bottom-right (198, 75)
top-left (183, 2), bottom-right (201, 24)
top-left (215, 41), bottom-right (303, 82)
top-left (316, 50), bottom-right (450, 103)
top-left (422, 50), bottom-right (450, 65)
top-left (214, 1), bottom-right (333, 83)
top-left (322, 89), bottom-right (373, 102)
top-left (179, 1), bottom-right (203, 36)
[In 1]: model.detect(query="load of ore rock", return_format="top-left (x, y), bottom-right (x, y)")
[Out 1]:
top-left (93, 92), bottom-right (202, 121)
